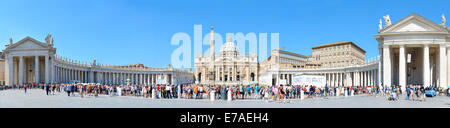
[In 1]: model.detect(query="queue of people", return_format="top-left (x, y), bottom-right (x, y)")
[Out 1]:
top-left (2, 83), bottom-right (450, 102)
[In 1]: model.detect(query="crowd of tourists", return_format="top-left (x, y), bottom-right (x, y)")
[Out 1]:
top-left (1, 83), bottom-right (449, 102)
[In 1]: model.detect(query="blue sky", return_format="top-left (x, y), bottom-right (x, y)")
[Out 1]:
top-left (0, 0), bottom-right (448, 69)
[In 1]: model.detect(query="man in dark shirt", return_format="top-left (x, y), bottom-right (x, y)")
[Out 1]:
top-left (45, 84), bottom-right (50, 95)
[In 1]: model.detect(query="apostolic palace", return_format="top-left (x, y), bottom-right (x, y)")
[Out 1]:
top-left (1, 13), bottom-right (449, 91)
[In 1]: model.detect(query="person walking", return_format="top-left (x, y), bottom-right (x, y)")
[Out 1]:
top-left (24, 85), bottom-right (27, 93)
top-left (66, 84), bottom-right (71, 96)
top-left (405, 85), bottom-right (410, 100)
top-left (45, 84), bottom-right (50, 95)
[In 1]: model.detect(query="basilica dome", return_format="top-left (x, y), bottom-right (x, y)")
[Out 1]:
top-left (220, 37), bottom-right (238, 53)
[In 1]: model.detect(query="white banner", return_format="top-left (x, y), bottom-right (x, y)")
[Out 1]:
top-left (292, 75), bottom-right (326, 87)
top-left (156, 75), bottom-right (166, 84)
top-left (279, 79), bottom-right (287, 85)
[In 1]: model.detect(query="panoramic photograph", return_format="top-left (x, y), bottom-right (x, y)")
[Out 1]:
top-left (0, 0), bottom-right (449, 109)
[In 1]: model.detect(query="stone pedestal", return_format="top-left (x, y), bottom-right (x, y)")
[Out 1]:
top-left (300, 90), bottom-right (304, 100)
top-left (177, 87), bottom-right (181, 99)
top-left (336, 88), bottom-right (340, 97)
top-left (210, 91), bottom-right (215, 101)
top-left (227, 90), bottom-right (232, 101)
top-left (152, 89), bottom-right (156, 99)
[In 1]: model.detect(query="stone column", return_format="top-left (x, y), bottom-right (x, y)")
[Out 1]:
top-left (359, 71), bottom-right (362, 86)
top-left (109, 72), bottom-right (112, 84)
top-left (83, 71), bottom-right (86, 83)
top-left (148, 74), bottom-right (151, 85)
top-left (55, 67), bottom-right (57, 83)
top-left (423, 44), bottom-right (430, 87)
top-left (344, 73), bottom-right (348, 86)
top-left (140, 73), bottom-right (143, 85)
top-left (150, 74), bottom-right (153, 85)
top-left (370, 70), bottom-right (373, 86)
top-left (107, 72), bottom-right (110, 84)
top-left (62, 68), bottom-right (64, 83)
top-left (45, 55), bottom-right (49, 83)
top-left (383, 45), bottom-right (391, 86)
top-left (331, 73), bottom-right (335, 87)
top-left (143, 73), bottom-right (146, 85)
top-left (59, 67), bottom-right (62, 83)
top-left (365, 71), bottom-right (368, 86)
top-left (78, 70), bottom-right (80, 82)
top-left (74, 70), bottom-right (78, 82)
top-left (447, 47), bottom-right (450, 88)
top-left (361, 71), bottom-right (363, 86)
top-left (84, 71), bottom-right (87, 83)
top-left (68, 69), bottom-right (71, 82)
top-left (165, 74), bottom-right (169, 84)
top-left (115, 72), bottom-right (118, 84)
top-left (366, 71), bottom-right (368, 86)
top-left (368, 71), bottom-right (370, 86)
top-left (67, 69), bottom-right (70, 83)
top-left (19, 56), bottom-right (24, 85)
top-left (439, 44), bottom-right (447, 88)
top-left (63, 68), bottom-right (66, 83)
top-left (368, 71), bottom-right (371, 86)
top-left (399, 45), bottom-right (406, 90)
top-left (7, 56), bottom-right (14, 85)
top-left (71, 69), bottom-right (74, 82)
top-left (132, 73), bottom-right (135, 85)
top-left (352, 72), bottom-right (355, 86)
top-left (35, 56), bottom-right (39, 83)
top-left (336, 73), bottom-right (339, 86)
top-left (51, 58), bottom-right (54, 83)
top-left (64, 68), bottom-right (66, 83)
top-left (58, 68), bottom-right (61, 83)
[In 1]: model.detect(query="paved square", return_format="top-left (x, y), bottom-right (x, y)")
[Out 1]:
top-left (1, 89), bottom-right (449, 108)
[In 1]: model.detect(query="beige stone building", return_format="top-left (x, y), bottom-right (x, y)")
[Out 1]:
top-left (259, 49), bottom-right (315, 71)
top-left (259, 42), bottom-right (375, 86)
top-left (0, 52), bottom-right (5, 85)
top-left (311, 41), bottom-right (366, 68)
top-left (194, 28), bottom-right (259, 85)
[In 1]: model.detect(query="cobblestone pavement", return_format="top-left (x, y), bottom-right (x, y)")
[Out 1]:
top-left (1, 89), bottom-right (449, 108)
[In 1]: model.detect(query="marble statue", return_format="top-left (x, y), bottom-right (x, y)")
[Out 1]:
top-left (45, 34), bottom-right (51, 44)
top-left (383, 15), bottom-right (391, 26)
top-left (442, 14), bottom-right (446, 26)
top-left (379, 19), bottom-right (383, 31)
top-left (9, 38), bottom-right (12, 44)
top-left (51, 37), bottom-right (54, 45)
